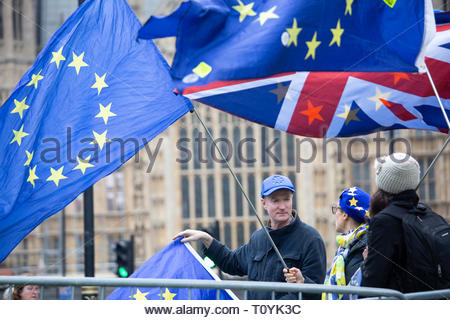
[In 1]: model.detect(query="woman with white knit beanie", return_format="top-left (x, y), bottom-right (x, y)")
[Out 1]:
top-left (361, 152), bottom-right (423, 292)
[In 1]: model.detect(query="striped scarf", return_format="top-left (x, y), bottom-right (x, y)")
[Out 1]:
top-left (322, 223), bottom-right (369, 300)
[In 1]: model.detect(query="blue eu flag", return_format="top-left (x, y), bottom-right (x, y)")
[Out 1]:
top-left (107, 239), bottom-right (237, 300)
top-left (0, 0), bottom-right (193, 262)
top-left (139, 0), bottom-right (435, 94)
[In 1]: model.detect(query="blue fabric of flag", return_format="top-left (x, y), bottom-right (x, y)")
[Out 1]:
top-left (435, 11), bottom-right (450, 24)
top-left (107, 239), bottom-right (236, 300)
top-left (139, 0), bottom-right (434, 93)
top-left (200, 81), bottom-right (291, 128)
top-left (415, 105), bottom-right (450, 129)
top-left (0, 0), bottom-right (193, 262)
top-left (336, 101), bottom-right (408, 137)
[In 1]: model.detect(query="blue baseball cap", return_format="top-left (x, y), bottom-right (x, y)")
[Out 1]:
top-left (261, 175), bottom-right (295, 198)
top-left (338, 187), bottom-right (370, 223)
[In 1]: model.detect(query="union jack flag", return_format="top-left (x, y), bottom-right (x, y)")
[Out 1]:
top-left (183, 14), bottom-right (450, 138)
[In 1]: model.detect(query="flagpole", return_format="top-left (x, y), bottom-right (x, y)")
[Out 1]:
top-left (191, 108), bottom-right (289, 270)
top-left (415, 65), bottom-right (450, 190)
top-left (77, 0), bottom-right (96, 299)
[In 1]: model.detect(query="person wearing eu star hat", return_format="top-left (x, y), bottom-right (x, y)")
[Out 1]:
top-left (321, 186), bottom-right (371, 300)
top-left (285, 186), bottom-right (371, 298)
top-left (174, 174), bottom-right (327, 300)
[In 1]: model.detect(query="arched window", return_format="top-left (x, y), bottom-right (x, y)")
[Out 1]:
top-left (235, 174), bottom-right (243, 216)
top-left (274, 129), bottom-right (282, 167)
top-left (219, 127), bottom-right (230, 168)
top-left (237, 222), bottom-right (244, 246)
top-left (248, 174), bottom-right (256, 213)
top-left (261, 127), bottom-right (269, 167)
top-left (181, 176), bottom-right (190, 218)
top-left (287, 133), bottom-right (295, 166)
top-left (12, 0), bottom-right (23, 41)
top-left (246, 126), bottom-right (255, 167)
top-left (233, 127), bottom-right (241, 168)
top-left (194, 176), bottom-right (202, 218)
top-left (179, 128), bottom-right (189, 170)
top-left (224, 222), bottom-right (232, 248)
top-left (0, 3), bottom-right (4, 40)
top-left (206, 127), bottom-right (214, 169)
top-left (207, 175), bottom-right (216, 217)
top-left (193, 128), bottom-right (200, 169)
top-left (222, 175), bottom-right (230, 217)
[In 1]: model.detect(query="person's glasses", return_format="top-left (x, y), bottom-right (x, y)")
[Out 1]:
top-left (331, 205), bottom-right (341, 215)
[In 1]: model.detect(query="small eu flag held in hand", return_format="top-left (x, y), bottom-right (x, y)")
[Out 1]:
top-left (107, 239), bottom-right (237, 300)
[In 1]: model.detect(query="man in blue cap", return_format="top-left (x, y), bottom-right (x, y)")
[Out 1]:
top-left (174, 174), bottom-right (327, 299)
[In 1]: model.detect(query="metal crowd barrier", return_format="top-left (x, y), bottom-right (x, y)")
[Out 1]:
top-left (1, 276), bottom-right (449, 300)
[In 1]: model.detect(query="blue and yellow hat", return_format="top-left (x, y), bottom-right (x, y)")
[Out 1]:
top-left (338, 187), bottom-right (370, 223)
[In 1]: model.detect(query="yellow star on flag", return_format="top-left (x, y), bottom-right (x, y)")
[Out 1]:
top-left (159, 288), bottom-right (176, 300)
top-left (383, 0), bottom-right (397, 8)
top-left (368, 87), bottom-right (391, 111)
top-left (92, 130), bottom-right (109, 150)
top-left (46, 166), bottom-right (68, 187)
top-left (10, 97), bottom-right (30, 119)
top-left (256, 6), bottom-right (279, 26)
top-left (349, 197), bottom-right (358, 207)
top-left (68, 52), bottom-right (89, 75)
top-left (345, 0), bottom-right (354, 16)
top-left (10, 125), bottom-right (29, 146)
top-left (286, 18), bottom-right (302, 47)
top-left (337, 104), bottom-right (360, 125)
top-left (232, 0), bottom-right (256, 23)
top-left (329, 19), bottom-right (344, 47)
top-left (305, 32), bottom-right (321, 60)
top-left (91, 73), bottom-right (109, 95)
top-left (27, 165), bottom-right (39, 188)
top-left (73, 155), bottom-right (94, 175)
top-left (95, 103), bottom-right (116, 124)
top-left (24, 150), bottom-right (34, 166)
top-left (50, 46), bottom-right (66, 68)
top-left (132, 289), bottom-right (149, 300)
top-left (26, 70), bottom-right (44, 89)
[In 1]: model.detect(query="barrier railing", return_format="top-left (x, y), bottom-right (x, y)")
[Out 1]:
top-left (1, 276), bottom-right (449, 300)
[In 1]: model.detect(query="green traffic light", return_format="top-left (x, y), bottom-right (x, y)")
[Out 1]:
top-left (118, 267), bottom-right (129, 278)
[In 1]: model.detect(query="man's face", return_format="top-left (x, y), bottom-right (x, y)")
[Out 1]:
top-left (261, 189), bottom-right (293, 229)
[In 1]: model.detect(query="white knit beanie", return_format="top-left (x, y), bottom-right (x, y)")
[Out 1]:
top-left (374, 153), bottom-right (420, 194)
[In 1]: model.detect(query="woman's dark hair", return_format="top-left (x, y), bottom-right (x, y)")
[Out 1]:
top-left (369, 189), bottom-right (395, 218)
top-left (12, 285), bottom-right (24, 300)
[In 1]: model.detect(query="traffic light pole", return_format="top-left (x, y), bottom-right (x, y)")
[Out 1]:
top-left (83, 186), bottom-right (95, 278)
